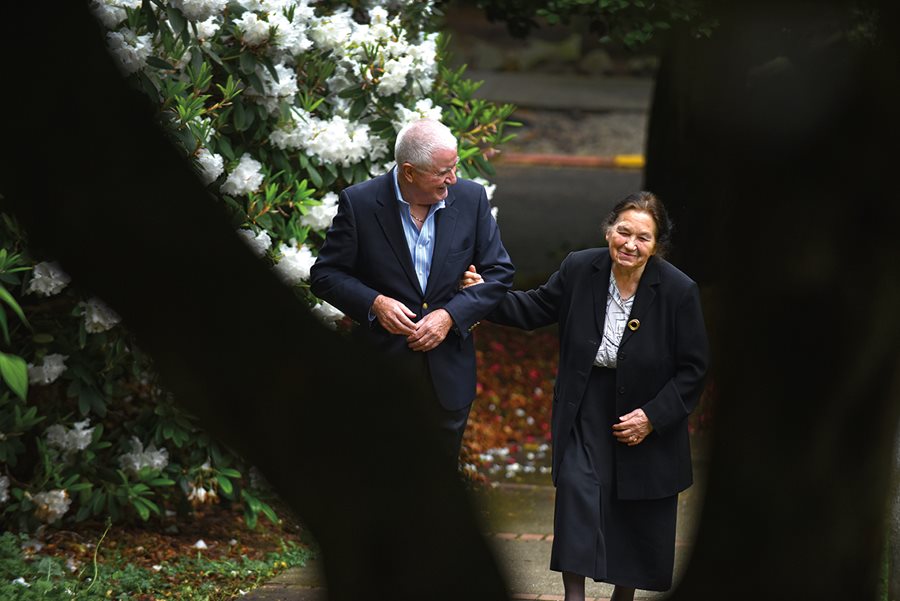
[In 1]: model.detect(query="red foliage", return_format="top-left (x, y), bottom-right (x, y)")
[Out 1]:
top-left (463, 322), bottom-right (559, 458)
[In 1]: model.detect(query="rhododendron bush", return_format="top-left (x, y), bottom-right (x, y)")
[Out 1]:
top-left (0, 0), bottom-right (516, 531)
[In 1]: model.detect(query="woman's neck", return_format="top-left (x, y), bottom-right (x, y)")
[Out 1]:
top-left (611, 263), bottom-right (646, 299)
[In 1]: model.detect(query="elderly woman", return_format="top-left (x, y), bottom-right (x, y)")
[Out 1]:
top-left (463, 192), bottom-right (708, 601)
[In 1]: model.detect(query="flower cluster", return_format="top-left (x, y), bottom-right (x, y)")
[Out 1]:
top-left (0, 476), bottom-right (9, 504)
top-left (32, 489), bottom-right (71, 523)
top-left (273, 242), bottom-right (316, 285)
top-left (237, 228), bottom-right (273, 257)
top-left (45, 419), bottom-right (95, 456)
top-left (25, 262), bottom-right (71, 297)
top-left (83, 297), bottom-right (121, 333)
top-left (27, 354), bottom-right (68, 386)
top-left (118, 437), bottom-right (170, 476)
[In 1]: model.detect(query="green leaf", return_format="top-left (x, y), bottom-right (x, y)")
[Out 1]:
top-left (146, 56), bottom-right (176, 70)
top-left (217, 475), bottom-right (233, 496)
top-left (306, 163), bottom-right (323, 189)
top-left (0, 284), bottom-right (28, 327)
top-left (32, 333), bottom-right (54, 344)
top-left (0, 351), bottom-right (28, 401)
top-left (132, 497), bottom-right (151, 521)
top-left (219, 467), bottom-right (241, 478)
top-left (166, 6), bottom-right (187, 36)
top-left (240, 51), bottom-right (257, 75)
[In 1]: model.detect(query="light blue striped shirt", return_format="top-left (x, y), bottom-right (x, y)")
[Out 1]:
top-left (393, 168), bottom-right (446, 293)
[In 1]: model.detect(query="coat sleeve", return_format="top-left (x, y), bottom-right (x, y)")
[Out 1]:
top-left (441, 188), bottom-right (515, 337)
top-left (641, 281), bottom-right (709, 434)
top-left (309, 190), bottom-right (381, 324)
top-left (486, 253), bottom-right (571, 331)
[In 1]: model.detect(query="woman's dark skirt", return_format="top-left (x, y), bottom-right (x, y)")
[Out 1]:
top-left (549, 366), bottom-right (677, 591)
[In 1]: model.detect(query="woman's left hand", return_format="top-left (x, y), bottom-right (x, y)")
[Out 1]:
top-left (612, 408), bottom-right (653, 446)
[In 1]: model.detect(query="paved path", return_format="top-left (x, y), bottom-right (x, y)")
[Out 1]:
top-left (240, 441), bottom-right (708, 601)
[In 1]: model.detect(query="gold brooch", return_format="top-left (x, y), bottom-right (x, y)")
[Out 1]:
top-left (627, 319), bottom-right (641, 331)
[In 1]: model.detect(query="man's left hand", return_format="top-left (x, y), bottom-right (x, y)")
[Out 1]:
top-left (407, 308), bottom-right (453, 352)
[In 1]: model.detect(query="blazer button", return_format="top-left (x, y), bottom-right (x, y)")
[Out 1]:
top-left (618, 386), bottom-right (626, 395)
top-left (422, 302), bottom-right (429, 309)
top-left (618, 352), bottom-right (627, 361)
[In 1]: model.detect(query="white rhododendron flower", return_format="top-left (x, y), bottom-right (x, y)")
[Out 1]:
top-left (26, 261), bottom-right (71, 297)
top-left (195, 16), bottom-right (222, 41)
top-left (311, 301), bottom-right (345, 330)
top-left (269, 10), bottom-right (314, 56)
top-left (84, 298), bottom-right (121, 333)
top-left (235, 11), bottom-right (271, 46)
top-left (237, 228), bottom-right (273, 257)
top-left (169, 0), bottom-right (227, 21)
top-left (471, 177), bottom-right (497, 201)
top-left (307, 9), bottom-right (355, 54)
top-left (392, 98), bottom-right (442, 131)
top-left (246, 63), bottom-right (299, 113)
top-left (0, 475), bottom-right (9, 504)
top-left (188, 485), bottom-right (217, 504)
top-left (46, 419), bottom-right (94, 455)
top-left (273, 242), bottom-right (315, 285)
top-left (106, 28), bottom-right (152, 74)
top-left (378, 55), bottom-right (414, 96)
top-left (221, 154), bottom-right (265, 196)
top-left (28, 354), bottom-right (69, 386)
top-left (271, 110), bottom-right (387, 167)
top-left (196, 148), bottom-right (224, 185)
top-left (300, 193), bottom-right (339, 230)
top-left (32, 489), bottom-right (71, 523)
top-left (119, 437), bottom-right (170, 475)
top-left (90, 1), bottom-right (129, 28)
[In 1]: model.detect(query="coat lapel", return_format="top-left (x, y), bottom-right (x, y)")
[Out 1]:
top-left (618, 256), bottom-right (661, 350)
top-left (373, 169), bottom-right (420, 293)
top-left (423, 189), bottom-right (458, 297)
top-left (591, 252), bottom-right (612, 338)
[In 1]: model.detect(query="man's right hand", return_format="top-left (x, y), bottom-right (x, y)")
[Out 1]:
top-left (372, 294), bottom-right (418, 336)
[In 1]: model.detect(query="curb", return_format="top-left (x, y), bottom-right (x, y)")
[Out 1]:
top-left (496, 152), bottom-right (645, 170)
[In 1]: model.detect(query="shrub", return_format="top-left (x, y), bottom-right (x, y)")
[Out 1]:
top-left (0, 0), bottom-right (516, 532)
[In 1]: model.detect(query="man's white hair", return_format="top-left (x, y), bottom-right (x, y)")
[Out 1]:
top-left (394, 119), bottom-right (458, 168)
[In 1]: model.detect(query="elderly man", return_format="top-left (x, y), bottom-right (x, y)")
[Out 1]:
top-left (310, 119), bottom-right (514, 467)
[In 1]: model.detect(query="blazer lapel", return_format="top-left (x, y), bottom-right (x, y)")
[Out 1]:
top-left (618, 256), bottom-right (661, 350)
top-left (423, 189), bottom-right (458, 297)
top-left (374, 169), bottom-right (420, 293)
top-left (591, 252), bottom-right (611, 340)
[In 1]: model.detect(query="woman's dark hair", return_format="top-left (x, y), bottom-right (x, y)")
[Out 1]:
top-left (602, 191), bottom-right (673, 257)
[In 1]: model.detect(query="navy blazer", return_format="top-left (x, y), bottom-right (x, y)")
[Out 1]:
top-left (310, 170), bottom-right (514, 411)
top-left (488, 249), bottom-right (708, 499)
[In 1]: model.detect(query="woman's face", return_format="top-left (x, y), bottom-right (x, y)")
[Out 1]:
top-left (605, 209), bottom-right (658, 272)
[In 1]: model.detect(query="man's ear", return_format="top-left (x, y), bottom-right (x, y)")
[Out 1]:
top-left (399, 163), bottom-right (415, 183)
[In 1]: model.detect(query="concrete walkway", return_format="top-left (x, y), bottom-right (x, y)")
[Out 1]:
top-left (240, 439), bottom-right (708, 601)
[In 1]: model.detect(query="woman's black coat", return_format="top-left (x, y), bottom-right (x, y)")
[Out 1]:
top-left (488, 249), bottom-right (709, 499)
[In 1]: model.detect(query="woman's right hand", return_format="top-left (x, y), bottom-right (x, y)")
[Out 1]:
top-left (459, 264), bottom-right (484, 289)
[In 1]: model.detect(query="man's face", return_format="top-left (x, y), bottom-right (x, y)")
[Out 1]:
top-left (402, 147), bottom-right (459, 205)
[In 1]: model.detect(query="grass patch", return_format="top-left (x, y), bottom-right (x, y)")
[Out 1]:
top-left (0, 501), bottom-right (312, 600)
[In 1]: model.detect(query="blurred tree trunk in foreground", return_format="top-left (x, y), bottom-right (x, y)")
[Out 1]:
top-left (645, 2), bottom-right (900, 599)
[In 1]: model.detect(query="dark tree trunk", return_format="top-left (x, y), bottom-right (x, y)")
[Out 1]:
top-left (645, 3), bottom-right (900, 599)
